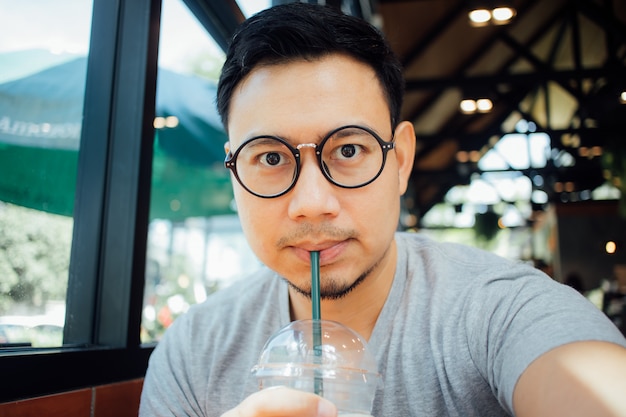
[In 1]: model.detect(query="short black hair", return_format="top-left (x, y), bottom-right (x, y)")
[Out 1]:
top-left (216, 2), bottom-right (404, 131)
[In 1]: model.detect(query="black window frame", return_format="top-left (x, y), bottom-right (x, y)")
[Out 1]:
top-left (0, 0), bottom-right (241, 402)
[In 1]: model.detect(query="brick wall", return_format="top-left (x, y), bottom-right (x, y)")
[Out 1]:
top-left (0, 379), bottom-right (143, 417)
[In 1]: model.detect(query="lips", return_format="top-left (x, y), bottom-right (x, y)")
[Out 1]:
top-left (292, 239), bottom-right (350, 265)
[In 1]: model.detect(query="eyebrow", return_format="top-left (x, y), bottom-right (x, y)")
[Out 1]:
top-left (236, 137), bottom-right (285, 154)
top-left (246, 124), bottom-right (379, 146)
top-left (331, 126), bottom-right (372, 139)
top-left (247, 137), bottom-right (282, 145)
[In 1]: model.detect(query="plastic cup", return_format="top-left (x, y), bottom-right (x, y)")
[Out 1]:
top-left (251, 319), bottom-right (381, 416)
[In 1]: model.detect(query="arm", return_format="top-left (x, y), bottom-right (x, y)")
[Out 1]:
top-left (220, 387), bottom-right (337, 417)
top-left (513, 341), bottom-right (626, 417)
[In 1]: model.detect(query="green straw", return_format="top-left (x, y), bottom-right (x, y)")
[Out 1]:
top-left (310, 251), bottom-right (323, 396)
top-left (311, 251), bottom-right (321, 321)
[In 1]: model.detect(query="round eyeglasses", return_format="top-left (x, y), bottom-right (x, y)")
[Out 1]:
top-left (224, 125), bottom-right (395, 198)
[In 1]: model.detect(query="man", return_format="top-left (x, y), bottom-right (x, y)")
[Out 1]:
top-left (140, 3), bottom-right (626, 416)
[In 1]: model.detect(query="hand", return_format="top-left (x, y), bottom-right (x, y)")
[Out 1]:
top-left (220, 386), bottom-right (338, 417)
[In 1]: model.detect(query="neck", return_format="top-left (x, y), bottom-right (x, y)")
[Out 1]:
top-left (289, 240), bottom-right (397, 340)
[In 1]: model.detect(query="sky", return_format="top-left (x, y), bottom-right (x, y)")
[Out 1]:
top-left (0, 0), bottom-right (92, 54)
top-left (0, 0), bottom-right (270, 71)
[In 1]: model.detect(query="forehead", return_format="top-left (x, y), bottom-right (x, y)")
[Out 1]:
top-left (227, 54), bottom-right (390, 147)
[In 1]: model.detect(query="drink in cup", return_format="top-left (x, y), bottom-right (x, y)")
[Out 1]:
top-left (251, 319), bottom-right (382, 416)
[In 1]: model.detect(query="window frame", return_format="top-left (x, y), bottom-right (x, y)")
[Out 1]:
top-left (0, 0), bottom-right (234, 402)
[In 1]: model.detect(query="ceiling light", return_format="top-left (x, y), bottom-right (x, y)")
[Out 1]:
top-left (620, 91), bottom-right (626, 103)
top-left (491, 7), bottom-right (515, 24)
top-left (468, 3), bottom-right (516, 26)
top-left (554, 182), bottom-right (563, 193)
top-left (165, 115), bottom-right (179, 128)
top-left (456, 151), bottom-right (470, 163)
top-left (469, 9), bottom-right (491, 26)
top-left (460, 99), bottom-right (478, 113)
top-left (606, 241), bottom-right (617, 254)
top-left (153, 116), bottom-right (166, 129)
top-left (469, 150), bottom-right (482, 163)
top-left (476, 98), bottom-right (493, 112)
top-left (460, 98), bottom-right (493, 114)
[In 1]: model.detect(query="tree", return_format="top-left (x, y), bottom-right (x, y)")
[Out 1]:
top-left (0, 203), bottom-right (72, 314)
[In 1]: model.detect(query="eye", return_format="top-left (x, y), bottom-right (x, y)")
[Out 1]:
top-left (341, 144), bottom-right (358, 158)
top-left (335, 143), bottom-right (361, 160)
top-left (327, 134), bottom-right (371, 161)
top-left (261, 151), bottom-right (285, 166)
top-left (239, 137), bottom-right (294, 169)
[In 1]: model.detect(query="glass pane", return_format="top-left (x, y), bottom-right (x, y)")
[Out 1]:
top-left (142, 0), bottom-right (261, 343)
top-left (0, 0), bottom-right (93, 348)
top-left (495, 134), bottom-right (530, 170)
top-left (528, 132), bottom-right (550, 168)
top-left (237, 0), bottom-right (271, 17)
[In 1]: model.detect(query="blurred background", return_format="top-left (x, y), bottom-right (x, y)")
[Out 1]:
top-left (0, 0), bottom-right (625, 350)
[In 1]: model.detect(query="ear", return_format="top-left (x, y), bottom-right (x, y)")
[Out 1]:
top-left (392, 121), bottom-right (416, 195)
top-left (224, 141), bottom-right (231, 155)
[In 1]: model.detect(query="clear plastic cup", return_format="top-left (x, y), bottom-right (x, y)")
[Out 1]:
top-left (251, 319), bottom-right (382, 416)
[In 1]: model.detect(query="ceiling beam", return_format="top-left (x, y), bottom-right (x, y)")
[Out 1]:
top-left (404, 0), bottom-right (541, 122)
top-left (578, 0), bottom-right (626, 45)
top-left (399, 2), bottom-right (466, 69)
top-left (404, 66), bottom-right (626, 91)
top-left (415, 126), bottom-right (614, 147)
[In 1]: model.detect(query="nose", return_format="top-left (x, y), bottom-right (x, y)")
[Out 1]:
top-left (286, 149), bottom-right (340, 220)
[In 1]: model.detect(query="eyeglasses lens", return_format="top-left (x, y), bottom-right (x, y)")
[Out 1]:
top-left (231, 126), bottom-right (386, 197)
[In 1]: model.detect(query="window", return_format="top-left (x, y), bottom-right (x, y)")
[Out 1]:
top-left (0, 0), bottom-right (93, 348)
top-left (0, 0), bottom-right (163, 402)
top-left (0, 0), bottom-right (271, 403)
top-left (141, 0), bottom-right (262, 343)
top-left (420, 120), bottom-right (551, 258)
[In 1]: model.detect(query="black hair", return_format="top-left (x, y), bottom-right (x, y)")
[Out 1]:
top-left (216, 2), bottom-right (404, 131)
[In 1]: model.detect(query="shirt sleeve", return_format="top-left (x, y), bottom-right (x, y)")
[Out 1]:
top-left (139, 313), bottom-right (206, 417)
top-left (464, 263), bottom-right (626, 416)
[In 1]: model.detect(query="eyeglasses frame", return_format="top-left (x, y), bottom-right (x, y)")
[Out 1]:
top-left (224, 124), bottom-right (396, 198)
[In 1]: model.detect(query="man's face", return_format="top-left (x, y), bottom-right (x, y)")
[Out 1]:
top-left (226, 54), bottom-right (414, 298)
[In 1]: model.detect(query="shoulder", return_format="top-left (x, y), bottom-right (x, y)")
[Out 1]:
top-left (142, 267), bottom-right (284, 415)
top-left (174, 266), bottom-right (284, 338)
top-left (199, 267), bottom-right (280, 310)
top-left (394, 231), bottom-right (533, 282)
top-left (396, 231), bottom-right (513, 261)
top-left (145, 266), bottom-right (286, 382)
top-left (147, 266), bottom-right (286, 366)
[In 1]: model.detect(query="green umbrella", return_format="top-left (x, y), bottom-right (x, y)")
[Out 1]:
top-left (0, 55), bottom-right (234, 219)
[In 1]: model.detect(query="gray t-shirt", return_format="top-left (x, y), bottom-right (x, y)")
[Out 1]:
top-left (140, 232), bottom-right (626, 416)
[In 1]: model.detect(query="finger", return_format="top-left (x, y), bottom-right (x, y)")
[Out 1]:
top-left (221, 387), bottom-right (337, 417)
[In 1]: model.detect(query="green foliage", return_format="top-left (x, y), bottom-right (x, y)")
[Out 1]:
top-left (472, 209), bottom-right (503, 251)
top-left (0, 203), bottom-right (72, 314)
top-left (474, 210), bottom-right (500, 242)
top-left (142, 252), bottom-right (202, 341)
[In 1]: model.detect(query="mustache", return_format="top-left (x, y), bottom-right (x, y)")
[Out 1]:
top-left (276, 222), bottom-right (358, 247)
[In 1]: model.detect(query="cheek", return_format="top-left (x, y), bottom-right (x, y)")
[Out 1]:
top-left (233, 190), bottom-right (262, 233)
top-left (232, 189), bottom-right (278, 258)
top-left (349, 181), bottom-right (400, 229)
top-left (363, 172), bottom-right (402, 229)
